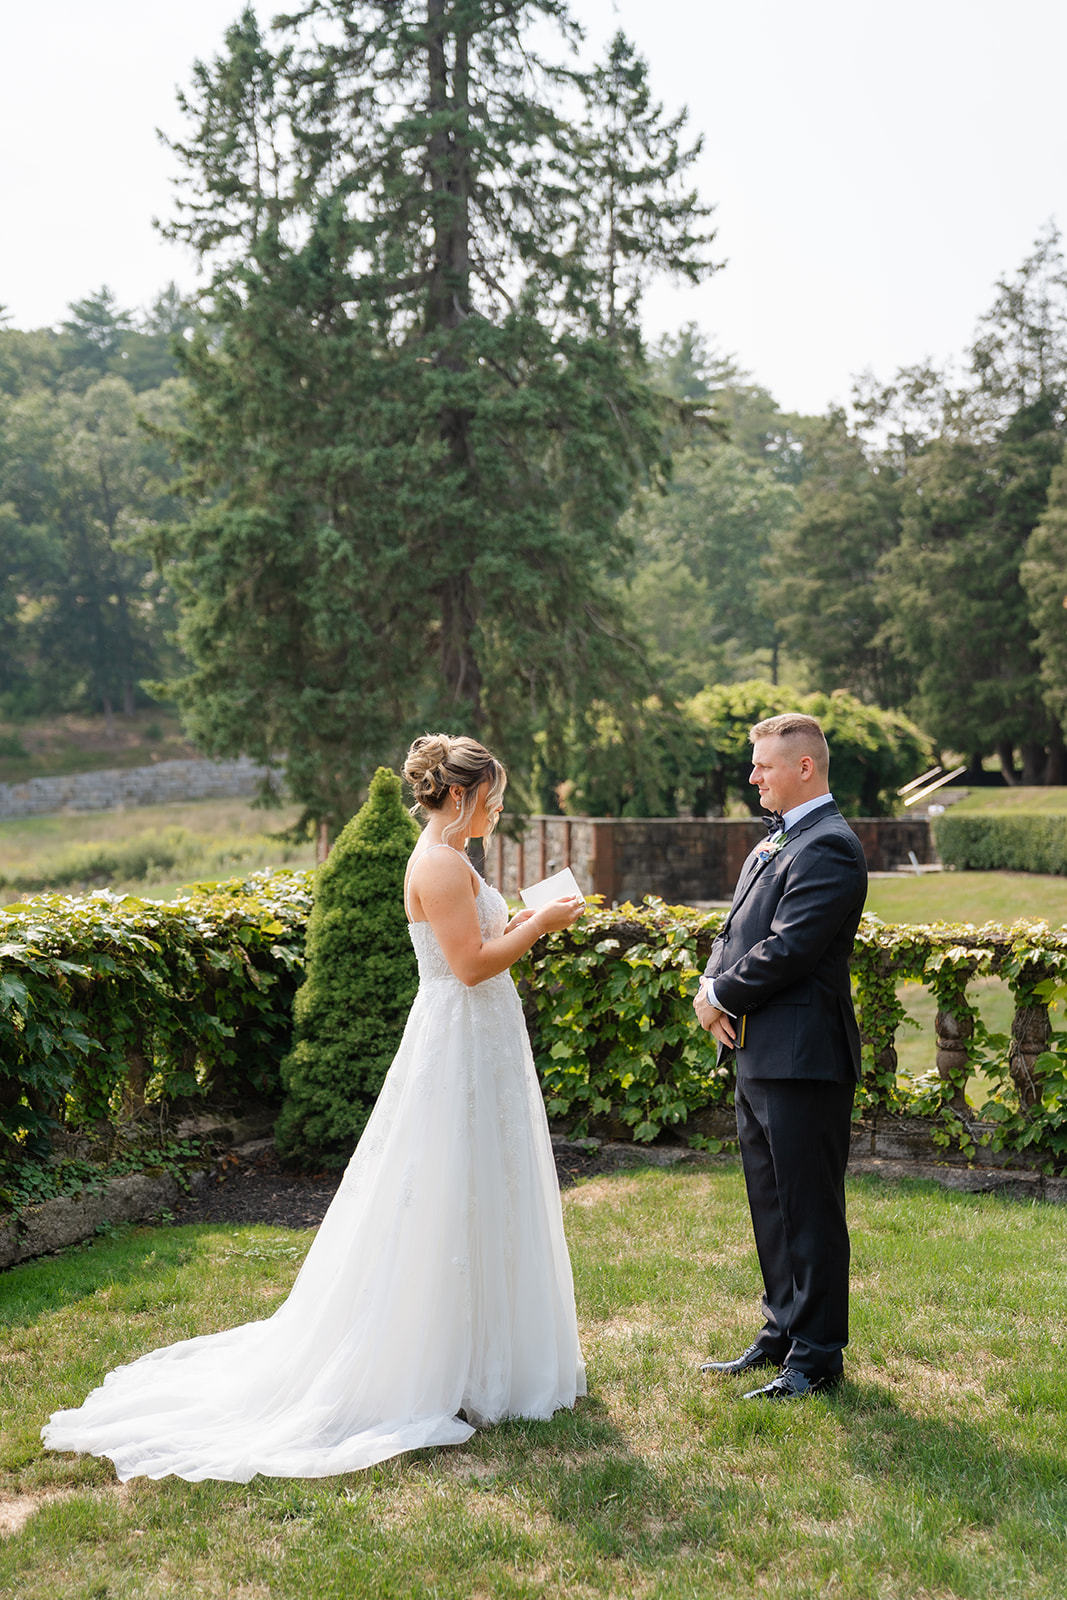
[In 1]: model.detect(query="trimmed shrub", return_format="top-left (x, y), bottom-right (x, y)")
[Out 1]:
top-left (934, 813), bottom-right (1067, 875)
top-left (687, 680), bottom-right (933, 818)
top-left (274, 767), bottom-right (420, 1168)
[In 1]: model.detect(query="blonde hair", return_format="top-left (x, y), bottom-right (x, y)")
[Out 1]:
top-left (403, 734), bottom-right (507, 845)
top-left (749, 713), bottom-right (830, 777)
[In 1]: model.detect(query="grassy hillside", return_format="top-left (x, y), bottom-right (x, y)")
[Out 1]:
top-left (949, 786), bottom-right (1067, 814)
top-left (0, 798), bottom-right (314, 903)
top-left (0, 711), bottom-right (200, 785)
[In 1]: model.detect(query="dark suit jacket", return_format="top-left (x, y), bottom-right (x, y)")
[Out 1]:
top-left (703, 800), bottom-right (867, 1082)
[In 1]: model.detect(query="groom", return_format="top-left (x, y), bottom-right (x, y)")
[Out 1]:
top-left (694, 713), bottom-right (867, 1399)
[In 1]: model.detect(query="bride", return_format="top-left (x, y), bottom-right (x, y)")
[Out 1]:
top-left (43, 734), bottom-right (587, 1482)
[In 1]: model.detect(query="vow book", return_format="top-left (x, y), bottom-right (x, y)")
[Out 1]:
top-left (519, 866), bottom-right (584, 909)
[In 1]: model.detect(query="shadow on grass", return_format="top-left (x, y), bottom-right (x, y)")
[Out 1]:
top-left (0, 1221), bottom-right (301, 1331)
top-left (840, 1377), bottom-right (1067, 1525)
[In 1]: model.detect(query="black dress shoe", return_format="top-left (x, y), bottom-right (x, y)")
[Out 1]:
top-left (742, 1367), bottom-right (842, 1400)
top-left (700, 1343), bottom-right (782, 1376)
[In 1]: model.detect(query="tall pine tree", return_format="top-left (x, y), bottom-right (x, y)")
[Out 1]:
top-left (1022, 442), bottom-right (1067, 759)
top-left (156, 3), bottom-right (718, 829)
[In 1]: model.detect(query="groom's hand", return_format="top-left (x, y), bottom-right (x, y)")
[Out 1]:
top-left (694, 981), bottom-right (736, 1045)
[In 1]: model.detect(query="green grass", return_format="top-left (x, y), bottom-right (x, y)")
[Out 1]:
top-left (3, 1167), bottom-right (1067, 1597)
top-left (0, 799), bottom-right (314, 903)
top-left (864, 870), bottom-right (1067, 927)
top-left (951, 787), bottom-right (1067, 815)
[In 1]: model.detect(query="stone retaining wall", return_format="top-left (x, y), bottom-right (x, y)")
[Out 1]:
top-left (489, 814), bottom-right (936, 904)
top-left (0, 757), bottom-right (283, 819)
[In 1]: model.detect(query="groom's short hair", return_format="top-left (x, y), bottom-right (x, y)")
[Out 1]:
top-left (750, 713), bottom-right (830, 777)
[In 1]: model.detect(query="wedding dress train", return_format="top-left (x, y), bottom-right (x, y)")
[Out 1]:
top-left (42, 868), bottom-right (585, 1482)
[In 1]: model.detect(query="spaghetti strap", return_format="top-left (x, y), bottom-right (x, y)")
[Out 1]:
top-left (405, 842), bottom-right (480, 922)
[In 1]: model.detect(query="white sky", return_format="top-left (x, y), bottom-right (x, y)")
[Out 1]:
top-left (1, 0), bottom-right (1064, 415)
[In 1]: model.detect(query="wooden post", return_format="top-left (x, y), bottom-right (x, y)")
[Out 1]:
top-left (538, 817), bottom-right (547, 880)
top-left (316, 820), bottom-right (330, 864)
top-left (591, 821), bottom-right (615, 904)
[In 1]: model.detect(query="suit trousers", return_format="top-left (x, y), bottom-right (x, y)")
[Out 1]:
top-left (734, 1075), bottom-right (855, 1377)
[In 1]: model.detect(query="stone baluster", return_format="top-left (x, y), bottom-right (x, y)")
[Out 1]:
top-left (934, 991), bottom-right (973, 1113)
top-left (1009, 995), bottom-right (1051, 1108)
top-left (857, 953), bottom-right (901, 1108)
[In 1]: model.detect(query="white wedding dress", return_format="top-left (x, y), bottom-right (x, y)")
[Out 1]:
top-left (42, 856), bottom-right (586, 1482)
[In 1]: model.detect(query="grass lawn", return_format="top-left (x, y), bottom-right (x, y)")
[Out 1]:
top-left (3, 1165), bottom-right (1067, 1598)
top-left (863, 870), bottom-right (1067, 927)
top-left (951, 787), bottom-right (1067, 815)
top-left (0, 799), bottom-right (314, 903)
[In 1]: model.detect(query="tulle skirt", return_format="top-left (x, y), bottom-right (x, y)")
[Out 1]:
top-left (42, 970), bottom-right (585, 1482)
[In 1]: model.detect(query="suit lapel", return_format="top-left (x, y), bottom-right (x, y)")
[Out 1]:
top-left (723, 800), bottom-right (839, 932)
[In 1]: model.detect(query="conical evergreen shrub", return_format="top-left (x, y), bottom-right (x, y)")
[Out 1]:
top-left (275, 767), bottom-right (420, 1167)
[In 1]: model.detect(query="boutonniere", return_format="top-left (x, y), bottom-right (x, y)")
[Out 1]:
top-left (755, 833), bottom-right (788, 864)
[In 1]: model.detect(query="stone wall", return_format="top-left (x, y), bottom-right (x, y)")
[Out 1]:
top-left (489, 814), bottom-right (936, 904)
top-left (0, 757), bottom-right (283, 820)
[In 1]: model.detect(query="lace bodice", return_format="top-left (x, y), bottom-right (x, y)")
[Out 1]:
top-left (408, 874), bottom-right (510, 983)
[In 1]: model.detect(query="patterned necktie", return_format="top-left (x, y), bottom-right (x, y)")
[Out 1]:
top-left (762, 810), bottom-right (784, 835)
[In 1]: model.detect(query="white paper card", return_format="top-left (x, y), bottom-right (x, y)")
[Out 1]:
top-left (519, 865), bottom-right (584, 909)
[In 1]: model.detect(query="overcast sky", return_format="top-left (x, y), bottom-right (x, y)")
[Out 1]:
top-left (2, 0), bottom-right (1064, 415)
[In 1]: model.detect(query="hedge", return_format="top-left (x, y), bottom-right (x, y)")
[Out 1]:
top-left (933, 812), bottom-right (1067, 875)
top-left (518, 901), bottom-right (1067, 1164)
top-left (4, 874), bottom-right (1067, 1205)
top-left (0, 872), bottom-right (311, 1165)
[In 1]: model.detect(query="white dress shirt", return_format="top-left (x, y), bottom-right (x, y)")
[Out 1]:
top-left (702, 792), bottom-right (834, 1016)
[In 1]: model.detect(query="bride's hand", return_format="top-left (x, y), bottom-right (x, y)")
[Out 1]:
top-left (503, 908), bottom-right (538, 934)
top-left (533, 893), bottom-right (586, 933)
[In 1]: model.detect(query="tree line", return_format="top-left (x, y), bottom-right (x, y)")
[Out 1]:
top-left (622, 228), bottom-right (1067, 791)
top-left (3, 1), bottom-right (1066, 821)
top-left (0, 286), bottom-right (194, 726)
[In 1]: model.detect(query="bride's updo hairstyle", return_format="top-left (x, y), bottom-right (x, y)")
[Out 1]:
top-left (403, 734), bottom-right (507, 845)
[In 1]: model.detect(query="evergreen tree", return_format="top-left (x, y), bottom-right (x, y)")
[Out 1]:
top-left (60, 287), bottom-right (135, 380)
top-left (877, 233), bottom-right (1067, 780)
top-left (1022, 443), bottom-right (1067, 751)
top-left (621, 443), bottom-right (797, 694)
top-left (761, 409), bottom-right (909, 707)
top-left (880, 398), bottom-right (1064, 780)
top-left (153, 2), bottom-right (718, 829)
top-left (0, 377), bottom-right (184, 717)
top-left (275, 767), bottom-right (420, 1167)
top-left (618, 328), bottom-right (809, 696)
